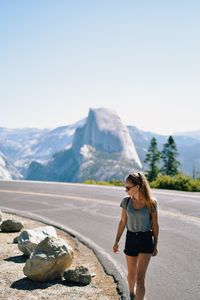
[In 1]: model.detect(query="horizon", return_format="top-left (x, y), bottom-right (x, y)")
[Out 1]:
top-left (0, 106), bottom-right (199, 137)
top-left (0, 1), bottom-right (199, 135)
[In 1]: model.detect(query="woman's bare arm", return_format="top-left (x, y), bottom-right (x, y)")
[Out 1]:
top-left (113, 208), bottom-right (127, 252)
top-left (151, 211), bottom-right (159, 256)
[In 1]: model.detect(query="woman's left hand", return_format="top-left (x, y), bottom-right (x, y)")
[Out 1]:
top-left (152, 246), bottom-right (158, 256)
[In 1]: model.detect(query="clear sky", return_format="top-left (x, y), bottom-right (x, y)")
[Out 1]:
top-left (0, 0), bottom-right (199, 135)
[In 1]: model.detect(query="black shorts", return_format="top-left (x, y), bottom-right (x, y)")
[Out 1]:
top-left (124, 230), bottom-right (154, 256)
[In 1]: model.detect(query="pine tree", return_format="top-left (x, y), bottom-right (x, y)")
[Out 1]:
top-left (144, 137), bottom-right (161, 181)
top-left (161, 136), bottom-right (180, 176)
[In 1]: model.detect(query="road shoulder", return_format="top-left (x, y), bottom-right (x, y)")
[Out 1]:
top-left (0, 212), bottom-right (119, 300)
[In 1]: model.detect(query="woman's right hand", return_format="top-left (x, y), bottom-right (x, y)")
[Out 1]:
top-left (113, 243), bottom-right (119, 253)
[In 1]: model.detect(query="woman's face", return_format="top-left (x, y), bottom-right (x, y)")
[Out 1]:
top-left (125, 180), bottom-right (139, 197)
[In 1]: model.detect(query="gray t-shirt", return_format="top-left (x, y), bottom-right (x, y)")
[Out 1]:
top-left (120, 197), bottom-right (157, 232)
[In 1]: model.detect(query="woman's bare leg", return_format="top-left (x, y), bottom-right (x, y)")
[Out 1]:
top-left (135, 254), bottom-right (151, 300)
top-left (125, 255), bottom-right (138, 295)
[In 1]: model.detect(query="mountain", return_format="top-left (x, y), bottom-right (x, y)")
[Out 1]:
top-left (0, 152), bottom-right (22, 180)
top-left (18, 118), bottom-right (86, 164)
top-left (0, 154), bottom-right (12, 180)
top-left (26, 108), bottom-right (142, 182)
top-left (128, 125), bottom-right (200, 176)
top-left (0, 127), bottom-right (48, 163)
top-left (128, 126), bottom-right (167, 164)
top-left (172, 136), bottom-right (200, 177)
top-left (0, 127), bottom-right (48, 180)
top-left (0, 120), bottom-right (86, 177)
top-left (73, 108), bottom-right (141, 166)
top-left (1, 108), bottom-right (200, 180)
top-left (174, 130), bottom-right (200, 141)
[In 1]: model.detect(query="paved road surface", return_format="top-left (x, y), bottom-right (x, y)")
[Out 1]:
top-left (0, 180), bottom-right (200, 300)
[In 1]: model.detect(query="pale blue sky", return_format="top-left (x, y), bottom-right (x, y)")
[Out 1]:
top-left (0, 0), bottom-right (199, 134)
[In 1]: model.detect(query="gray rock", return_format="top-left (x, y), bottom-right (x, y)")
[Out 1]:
top-left (0, 210), bottom-right (2, 222)
top-left (18, 226), bottom-right (57, 256)
top-left (23, 236), bottom-right (73, 282)
top-left (13, 236), bottom-right (19, 243)
top-left (0, 219), bottom-right (23, 232)
top-left (64, 266), bottom-right (92, 286)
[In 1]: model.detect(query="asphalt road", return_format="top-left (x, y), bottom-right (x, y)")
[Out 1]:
top-left (0, 180), bottom-right (200, 300)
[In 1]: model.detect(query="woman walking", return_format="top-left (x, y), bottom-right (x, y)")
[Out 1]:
top-left (113, 172), bottom-right (159, 300)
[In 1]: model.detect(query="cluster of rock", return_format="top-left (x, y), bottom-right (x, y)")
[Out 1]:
top-left (0, 210), bottom-right (92, 286)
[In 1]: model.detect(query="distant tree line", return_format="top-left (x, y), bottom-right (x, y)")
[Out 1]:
top-left (144, 136), bottom-right (180, 181)
top-left (144, 136), bottom-right (200, 191)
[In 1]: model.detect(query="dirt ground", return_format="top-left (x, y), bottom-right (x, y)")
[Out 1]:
top-left (0, 213), bottom-right (120, 300)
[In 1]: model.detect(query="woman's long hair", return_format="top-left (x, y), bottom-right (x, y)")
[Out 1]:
top-left (126, 171), bottom-right (157, 213)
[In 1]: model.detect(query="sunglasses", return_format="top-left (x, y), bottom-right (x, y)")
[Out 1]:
top-left (125, 185), bottom-right (136, 191)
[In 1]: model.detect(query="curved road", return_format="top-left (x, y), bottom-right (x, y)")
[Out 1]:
top-left (0, 180), bottom-right (200, 300)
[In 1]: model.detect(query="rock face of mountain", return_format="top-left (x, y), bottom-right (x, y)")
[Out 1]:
top-left (0, 155), bottom-right (12, 180)
top-left (73, 108), bottom-right (141, 166)
top-left (0, 153), bottom-right (21, 180)
top-left (26, 108), bottom-right (142, 182)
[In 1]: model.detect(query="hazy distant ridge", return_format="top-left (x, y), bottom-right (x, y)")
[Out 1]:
top-left (0, 108), bottom-right (200, 180)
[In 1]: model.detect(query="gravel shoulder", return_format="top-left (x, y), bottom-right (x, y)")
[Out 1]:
top-left (0, 213), bottom-right (119, 300)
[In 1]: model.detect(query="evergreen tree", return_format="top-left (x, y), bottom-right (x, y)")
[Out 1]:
top-left (161, 136), bottom-right (180, 176)
top-left (144, 137), bottom-right (161, 181)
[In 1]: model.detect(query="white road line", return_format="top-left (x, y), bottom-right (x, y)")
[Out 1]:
top-left (0, 189), bottom-right (117, 206)
top-left (0, 180), bottom-right (122, 189)
top-left (0, 189), bottom-right (200, 227)
top-left (154, 190), bottom-right (200, 199)
top-left (159, 210), bottom-right (200, 227)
